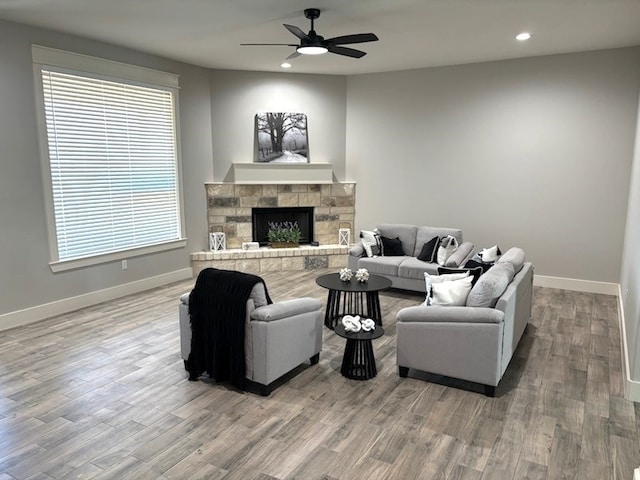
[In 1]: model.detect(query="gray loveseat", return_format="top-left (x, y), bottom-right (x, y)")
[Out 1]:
top-left (395, 247), bottom-right (533, 396)
top-left (348, 224), bottom-right (475, 292)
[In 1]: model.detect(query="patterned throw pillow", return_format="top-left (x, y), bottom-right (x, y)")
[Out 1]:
top-left (360, 229), bottom-right (382, 257)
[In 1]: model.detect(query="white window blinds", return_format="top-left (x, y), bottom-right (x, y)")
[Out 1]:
top-left (40, 68), bottom-right (181, 261)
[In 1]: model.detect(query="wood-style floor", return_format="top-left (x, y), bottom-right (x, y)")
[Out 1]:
top-left (1, 268), bottom-right (638, 479)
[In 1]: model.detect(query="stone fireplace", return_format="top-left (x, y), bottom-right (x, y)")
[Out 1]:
top-left (191, 182), bottom-right (356, 276)
top-left (205, 182), bottom-right (355, 248)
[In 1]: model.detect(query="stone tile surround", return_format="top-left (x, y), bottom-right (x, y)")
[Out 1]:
top-left (205, 182), bottom-right (356, 248)
top-left (190, 182), bottom-right (356, 275)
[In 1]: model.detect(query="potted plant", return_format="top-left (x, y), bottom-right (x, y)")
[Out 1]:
top-left (267, 221), bottom-right (302, 248)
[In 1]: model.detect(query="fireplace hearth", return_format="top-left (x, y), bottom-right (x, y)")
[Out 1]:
top-left (252, 207), bottom-right (314, 246)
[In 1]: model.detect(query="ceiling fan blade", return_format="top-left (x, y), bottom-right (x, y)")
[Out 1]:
top-left (327, 45), bottom-right (367, 58)
top-left (283, 24), bottom-right (308, 40)
top-left (285, 51), bottom-right (301, 60)
top-left (240, 43), bottom-right (298, 47)
top-left (325, 33), bottom-right (379, 45)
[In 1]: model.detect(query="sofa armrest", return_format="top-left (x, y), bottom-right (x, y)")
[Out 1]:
top-left (349, 244), bottom-right (365, 257)
top-left (251, 298), bottom-right (322, 322)
top-left (445, 241), bottom-right (475, 267)
top-left (396, 305), bottom-right (504, 324)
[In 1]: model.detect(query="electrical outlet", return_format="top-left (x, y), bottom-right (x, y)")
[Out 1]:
top-left (121, 259), bottom-right (128, 270)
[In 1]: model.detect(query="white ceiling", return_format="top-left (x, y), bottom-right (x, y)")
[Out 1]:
top-left (2, 0), bottom-right (640, 75)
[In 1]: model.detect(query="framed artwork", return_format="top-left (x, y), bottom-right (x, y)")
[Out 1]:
top-left (255, 112), bottom-right (308, 163)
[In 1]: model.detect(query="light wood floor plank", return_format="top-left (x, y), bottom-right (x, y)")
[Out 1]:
top-left (0, 269), bottom-right (638, 479)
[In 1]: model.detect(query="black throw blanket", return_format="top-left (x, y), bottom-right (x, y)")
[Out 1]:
top-left (186, 268), bottom-right (272, 390)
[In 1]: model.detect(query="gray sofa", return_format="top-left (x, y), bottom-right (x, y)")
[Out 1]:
top-left (179, 282), bottom-right (323, 395)
top-left (395, 247), bottom-right (533, 396)
top-left (348, 224), bottom-right (475, 292)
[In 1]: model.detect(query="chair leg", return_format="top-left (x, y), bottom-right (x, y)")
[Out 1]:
top-left (310, 353), bottom-right (320, 365)
top-left (259, 384), bottom-right (271, 396)
top-left (398, 366), bottom-right (409, 378)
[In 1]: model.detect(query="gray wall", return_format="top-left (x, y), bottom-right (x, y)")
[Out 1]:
top-left (346, 48), bottom-right (640, 283)
top-left (0, 20), bottom-right (214, 320)
top-left (209, 70), bottom-right (347, 182)
top-left (621, 90), bottom-right (640, 379)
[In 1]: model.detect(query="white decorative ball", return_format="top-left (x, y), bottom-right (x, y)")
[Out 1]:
top-left (355, 268), bottom-right (370, 283)
top-left (339, 268), bottom-right (353, 282)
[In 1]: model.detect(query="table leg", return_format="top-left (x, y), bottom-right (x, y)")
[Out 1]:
top-left (366, 291), bottom-right (383, 326)
top-left (324, 289), bottom-right (341, 329)
top-left (340, 338), bottom-right (377, 380)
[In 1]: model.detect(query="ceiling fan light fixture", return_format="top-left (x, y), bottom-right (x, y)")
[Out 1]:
top-left (297, 45), bottom-right (328, 55)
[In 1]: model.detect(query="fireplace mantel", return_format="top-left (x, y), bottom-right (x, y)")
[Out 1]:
top-left (229, 162), bottom-right (334, 184)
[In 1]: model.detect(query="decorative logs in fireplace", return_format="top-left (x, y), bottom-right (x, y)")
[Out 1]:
top-left (252, 207), bottom-right (314, 246)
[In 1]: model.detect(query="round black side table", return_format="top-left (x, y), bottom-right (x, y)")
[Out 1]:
top-left (334, 323), bottom-right (384, 380)
top-left (316, 273), bottom-right (392, 329)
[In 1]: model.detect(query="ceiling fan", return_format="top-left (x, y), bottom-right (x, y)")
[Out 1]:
top-left (241, 8), bottom-right (379, 60)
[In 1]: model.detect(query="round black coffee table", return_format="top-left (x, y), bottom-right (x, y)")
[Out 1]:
top-left (334, 323), bottom-right (384, 380)
top-left (316, 273), bottom-right (392, 329)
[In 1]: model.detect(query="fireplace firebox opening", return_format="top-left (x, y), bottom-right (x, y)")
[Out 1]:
top-left (252, 207), bottom-right (314, 246)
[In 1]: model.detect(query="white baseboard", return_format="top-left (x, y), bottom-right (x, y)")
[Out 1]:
top-left (0, 268), bottom-right (193, 332)
top-left (616, 285), bottom-right (640, 402)
top-left (533, 274), bottom-right (619, 295)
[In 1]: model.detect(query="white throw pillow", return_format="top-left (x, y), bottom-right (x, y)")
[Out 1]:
top-left (479, 245), bottom-right (501, 263)
top-left (360, 229), bottom-right (381, 257)
top-left (436, 235), bottom-right (459, 266)
top-left (424, 271), bottom-right (469, 306)
top-left (430, 275), bottom-right (473, 306)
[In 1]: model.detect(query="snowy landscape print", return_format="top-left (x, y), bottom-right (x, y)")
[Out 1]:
top-left (255, 112), bottom-right (308, 163)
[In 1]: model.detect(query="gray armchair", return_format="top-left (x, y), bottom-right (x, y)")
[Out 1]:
top-left (179, 281), bottom-right (323, 395)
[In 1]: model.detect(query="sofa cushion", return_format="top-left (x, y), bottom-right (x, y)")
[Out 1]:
top-left (497, 247), bottom-right (525, 274)
top-left (358, 255), bottom-right (407, 277)
top-left (413, 226), bottom-right (463, 257)
top-left (398, 257), bottom-right (441, 279)
top-left (377, 224), bottom-right (418, 256)
top-left (466, 262), bottom-right (515, 308)
top-left (381, 236), bottom-right (405, 256)
top-left (430, 275), bottom-right (473, 306)
top-left (417, 236), bottom-right (439, 262)
top-left (251, 298), bottom-right (321, 322)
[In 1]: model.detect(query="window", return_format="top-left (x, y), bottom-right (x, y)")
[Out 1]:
top-left (33, 46), bottom-right (186, 271)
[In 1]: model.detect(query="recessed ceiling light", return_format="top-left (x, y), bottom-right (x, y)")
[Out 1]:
top-left (516, 32), bottom-right (532, 41)
top-left (280, 62), bottom-right (292, 69)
